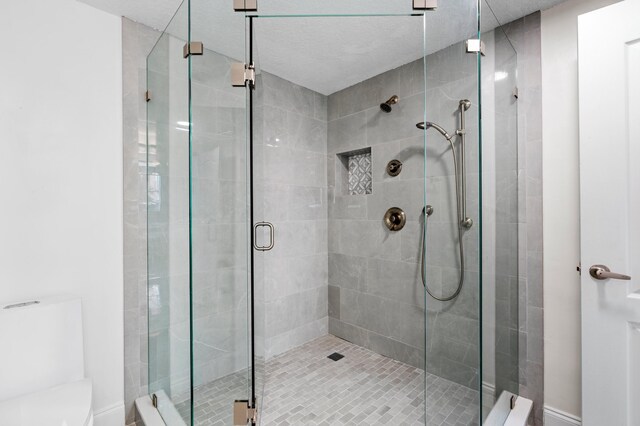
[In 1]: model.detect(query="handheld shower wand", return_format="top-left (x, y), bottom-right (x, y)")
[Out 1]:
top-left (416, 100), bottom-right (472, 302)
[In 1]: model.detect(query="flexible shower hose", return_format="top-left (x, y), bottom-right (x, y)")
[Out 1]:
top-left (420, 137), bottom-right (465, 302)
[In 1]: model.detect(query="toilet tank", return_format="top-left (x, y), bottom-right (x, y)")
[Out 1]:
top-left (0, 295), bottom-right (85, 401)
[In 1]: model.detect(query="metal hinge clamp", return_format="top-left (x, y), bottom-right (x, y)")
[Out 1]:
top-left (183, 41), bottom-right (204, 58)
top-left (231, 62), bottom-right (256, 88)
top-left (234, 0), bottom-right (257, 12)
top-left (466, 39), bottom-right (486, 56)
top-left (145, 91), bottom-right (151, 102)
top-left (510, 395), bottom-right (517, 410)
top-left (413, 0), bottom-right (437, 10)
top-left (234, 400), bottom-right (257, 425)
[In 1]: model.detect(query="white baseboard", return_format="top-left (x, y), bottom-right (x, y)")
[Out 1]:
top-left (94, 401), bottom-right (125, 426)
top-left (543, 406), bottom-right (582, 426)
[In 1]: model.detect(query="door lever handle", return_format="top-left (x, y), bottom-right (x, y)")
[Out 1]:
top-left (589, 264), bottom-right (631, 281)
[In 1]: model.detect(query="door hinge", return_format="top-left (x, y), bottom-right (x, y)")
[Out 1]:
top-left (234, 400), bottom-right (257, 425)
top-left (145, 90), bottom-right (151, 102)
top-left (183, 41), bottom-right (204, 58)
top-left (413, 0), bottom-right (437, 10)
top-left (234, 0), bottom-right (257, 12)
top-left (231, 62), bottom-right (256, 88)
top-left (466, 39), bottom-right (486, 56)
top-left (513, 86), bottom-right (519, 100)
top-left (510, 394), bottom-right (517, 410)
top-left (577, 262), bottom-right (582, 275)
top-left (152, 393), bottom-right (158, 408)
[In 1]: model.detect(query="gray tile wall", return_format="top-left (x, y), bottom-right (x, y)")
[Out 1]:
top-left (326, 40), bottom-right (482, 390)
top-left (255, 72), bottom-right (329, 360)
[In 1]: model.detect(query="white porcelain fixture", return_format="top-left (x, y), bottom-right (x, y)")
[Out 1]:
top-left (0, 295), bottom-right (94, 426)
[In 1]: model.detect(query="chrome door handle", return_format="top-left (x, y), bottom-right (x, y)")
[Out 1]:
top-left (589, 264), bottom-right (631, 281)
top-left (253, 222), bottom-right (274, 251)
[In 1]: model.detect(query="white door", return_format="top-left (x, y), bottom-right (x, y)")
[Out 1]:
top-left (579, 1), bottom-right (640, 425)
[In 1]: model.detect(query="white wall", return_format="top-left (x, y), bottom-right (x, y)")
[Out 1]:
top-left (0, 0), bottom-right (123, 424)
top-left (541, 0), bottom-right (619, 421)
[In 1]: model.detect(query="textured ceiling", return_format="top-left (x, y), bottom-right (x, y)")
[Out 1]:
top-left (79, 0), bottom-right (568, 94)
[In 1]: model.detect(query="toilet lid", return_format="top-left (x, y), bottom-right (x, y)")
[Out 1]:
top-left (0, 379), bottom-right (92, 426)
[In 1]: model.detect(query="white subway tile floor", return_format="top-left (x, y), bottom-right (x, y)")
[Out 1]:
top-left (183, 335), bottom-right (479, 425)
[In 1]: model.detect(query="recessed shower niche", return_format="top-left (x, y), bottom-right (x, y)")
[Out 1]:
top-left (337, 148), bottom-right (372, 196)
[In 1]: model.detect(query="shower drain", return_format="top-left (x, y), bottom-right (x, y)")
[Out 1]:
top-left (327, 352), bottom-right (344, 361)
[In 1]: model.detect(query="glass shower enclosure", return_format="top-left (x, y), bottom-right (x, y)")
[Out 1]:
top-left (145, 0), bottom-right (520, 424)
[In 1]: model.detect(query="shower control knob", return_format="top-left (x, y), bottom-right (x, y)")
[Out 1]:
top-left (384, 207), bottom-right (406, 231)
top-left (386, 159), bottom-right (403, 177)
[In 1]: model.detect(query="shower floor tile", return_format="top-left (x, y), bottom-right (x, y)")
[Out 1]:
top-left (186, 335), bottom-right (479, 425)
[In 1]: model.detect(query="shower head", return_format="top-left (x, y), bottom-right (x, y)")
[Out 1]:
top-left (380, 95), bottom-right (399, 113)
top-left (416, 121), bottom-right (453, 140)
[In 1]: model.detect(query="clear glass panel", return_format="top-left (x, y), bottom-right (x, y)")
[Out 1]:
top-left (189, 0), bottom-right (252, 424)
top-left (480, 0), bottom-right (520, 422)
top-left (146, 0), bottom-right (192, 424)
top-left (422, 1), bottom-right (483, 424)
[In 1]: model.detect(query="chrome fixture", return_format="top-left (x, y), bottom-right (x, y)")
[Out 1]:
top-left (416, 121), bottom-right (453, 140)
top-left (384, 207), bottom-right (406, 231)
top-left (416, 99), bottom-right (472, 229)
top-left (234, 400), bottom-right (257, 425)
top-left (380, 95), bottom-right (399, 113)
top-left (589, 264), bottom-right (631, 281)
top-left (417, 100), bottom-right (472, 301)
top-left (386, 159), bottom-right (403, 177)
top-left (458, 99), bottom-right (472, 229)
top-left (234, 0), bottom-right (257, 12)
top-left (253, 222), bottom-right (274, 251)
top-left (232, 62), bottom-right (256, 88)
top-left (413, 0), bottom-right (437, 10)
top-left (465, 39), bottom-right (486, 56)
top-left (183, 41), bottom-right (204, 58)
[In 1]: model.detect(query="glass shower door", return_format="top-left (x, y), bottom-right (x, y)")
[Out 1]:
top-left (189, 0), bottom-right (254, 424)
top-left (147, 0), bottom-right (253, 424)
top-left (250, 11), bottom-right (430, 423)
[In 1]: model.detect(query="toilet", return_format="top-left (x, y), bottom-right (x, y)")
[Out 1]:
top-left (0, 295), bottom-right (94, 426)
